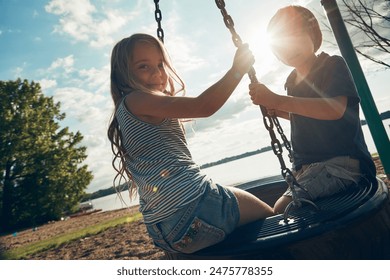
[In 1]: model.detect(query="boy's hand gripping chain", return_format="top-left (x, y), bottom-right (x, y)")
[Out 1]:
top-left (214, 0), bottom-right (318, 221)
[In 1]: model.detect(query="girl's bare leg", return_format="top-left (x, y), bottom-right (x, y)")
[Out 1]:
top-left (228, 187), bottom-right (274, 226)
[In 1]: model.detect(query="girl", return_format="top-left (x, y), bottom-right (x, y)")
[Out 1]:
top-left (249, 6), bottom-right (376, 214)
top-left (108, 33), bottom-right (273, 254)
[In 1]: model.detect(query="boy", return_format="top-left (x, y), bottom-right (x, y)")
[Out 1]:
top-left (249, 6), bottom-right (376, 214)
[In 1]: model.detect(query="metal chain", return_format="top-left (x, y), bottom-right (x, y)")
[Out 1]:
top-left (215, 0), bottom-right (293, 178)
top-left (215, 0), bottom-right (257, 83)
top-left (272, 117), bottom-right (293, 163)
top-left (154, 0), bottom-right (164, 43)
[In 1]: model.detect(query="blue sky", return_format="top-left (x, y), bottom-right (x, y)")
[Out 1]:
top-left (1, 0), bottom-right (389, 193)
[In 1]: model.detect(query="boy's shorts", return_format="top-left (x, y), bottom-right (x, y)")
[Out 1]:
top-left (145, 182), bottom-right (240, 254)
top-left (284, 156), bottom-right (362, 201)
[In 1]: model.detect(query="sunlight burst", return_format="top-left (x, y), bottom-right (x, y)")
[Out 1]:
top-left (246, 26), bottom-right (278, 79)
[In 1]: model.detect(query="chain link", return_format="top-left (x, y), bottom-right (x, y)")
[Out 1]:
top-left (214, 0), bottom-right (293, 178)
top-left (154, 0), bottom-right (164, 43)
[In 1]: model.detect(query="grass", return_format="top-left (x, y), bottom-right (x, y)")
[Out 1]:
top-left (2, 212), bottom-right (142, 260)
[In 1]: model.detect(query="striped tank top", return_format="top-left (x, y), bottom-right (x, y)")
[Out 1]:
top-left (116, 98), bottom-right (209, 224)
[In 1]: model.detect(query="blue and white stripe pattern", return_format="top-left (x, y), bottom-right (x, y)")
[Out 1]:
top-left (116, 97), bottom-right (209, 224)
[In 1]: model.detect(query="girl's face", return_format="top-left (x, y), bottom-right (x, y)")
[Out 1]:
top-left (130, 41), bottom-right (168, 92)
top-left (270, 31), bottom-right (315, 69)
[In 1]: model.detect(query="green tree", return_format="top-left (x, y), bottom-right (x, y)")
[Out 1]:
top-left (0, 79), bottom-right (93, 231)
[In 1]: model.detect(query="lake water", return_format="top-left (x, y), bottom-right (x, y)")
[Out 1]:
top-left (92, 119), bottom-right (389, 212)
top-left (91, 150), bottom-right (284, 212)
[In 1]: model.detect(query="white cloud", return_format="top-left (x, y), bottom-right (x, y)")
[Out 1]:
top-left (45, 0), bottom-right (130, 48)
top-left (78, 65), bottom-right (110, 94)
top-left (374, 96), bottom-right (390, 115)
top-left (166, 36), bottom-right (207, 74)
top-left (51, 86), bottom-right (114, 191)
top-left (89, 10), bottom-right (128, 48)
top-left (53, 86), bottom-right (110, 123)
top-left (38, 78), bottom-right (57, 90)
top-left (45, 0), bottom-right (96, 25)
top-left (48, 55), bottom-right (75, 74)
top-left (34, 50), bottom-right (114, 192)
top-left (12, 66), bottom-right (24, 78)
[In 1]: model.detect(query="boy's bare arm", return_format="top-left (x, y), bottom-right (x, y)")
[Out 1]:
top-left (249, 83), bottom-right (347, 121)
top-left (277, 95), bottom-right (347, 120)
top-left (267, 109), bottom-right (290, 120)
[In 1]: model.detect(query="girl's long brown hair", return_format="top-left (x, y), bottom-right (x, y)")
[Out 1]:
top-left (107, 33), bottom-right (185, 199)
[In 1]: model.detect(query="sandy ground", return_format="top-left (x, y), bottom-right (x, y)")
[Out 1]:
top-left (0, 206), bottom-right (166, 260)
top-left (0, 155), bottom-right (388, 260)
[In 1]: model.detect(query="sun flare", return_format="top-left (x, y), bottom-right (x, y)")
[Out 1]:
top-left (246, 26), bottom-right (278, 78)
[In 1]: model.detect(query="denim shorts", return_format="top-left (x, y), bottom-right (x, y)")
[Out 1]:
top-left (145, 182), bottom-right (240, 254)
top-left (285, 156), bottom-right (362, 200)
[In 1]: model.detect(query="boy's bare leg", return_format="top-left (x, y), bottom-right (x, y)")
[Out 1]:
top-left (273, 195), bottom-right (293, 214)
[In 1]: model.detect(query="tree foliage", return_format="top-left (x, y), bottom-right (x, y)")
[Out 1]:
top-left (0, 79), bottom-right (93, 231)
top-left (340, 0), bottom-right (390, 68)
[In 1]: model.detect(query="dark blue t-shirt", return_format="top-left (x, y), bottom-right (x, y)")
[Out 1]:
top-left (285, 52), bottom-right (375, 181)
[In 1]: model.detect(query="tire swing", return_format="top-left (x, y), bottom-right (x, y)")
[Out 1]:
top-left (155, 0), bottom-right (390, 260)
